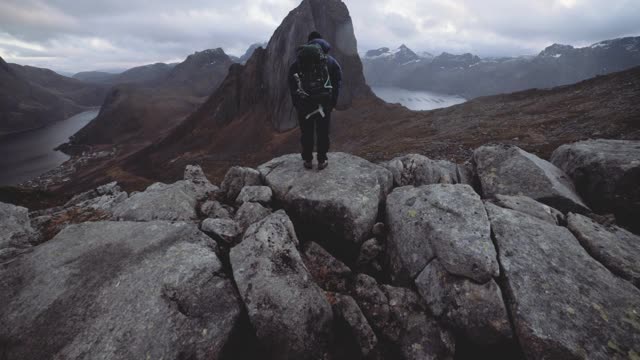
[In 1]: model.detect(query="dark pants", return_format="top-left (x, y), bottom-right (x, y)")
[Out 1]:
top-left (299, 109), bottom-right (331, 162)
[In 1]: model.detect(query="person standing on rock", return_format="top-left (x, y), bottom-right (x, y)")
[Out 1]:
top-left (288, 31), bottom-right (342, 170)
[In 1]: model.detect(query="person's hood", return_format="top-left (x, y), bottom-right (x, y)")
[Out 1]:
top-left (308, 38), bottom-right (331, 54)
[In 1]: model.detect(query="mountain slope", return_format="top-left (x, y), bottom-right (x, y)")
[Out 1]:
top-left (0, 57), bottom-right (107, 137)
top-left (67, 48), bottom-right (234, 147)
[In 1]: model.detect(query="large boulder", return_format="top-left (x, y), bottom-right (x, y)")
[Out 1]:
top-left (567, 213), bottom-right (640, 288)
top-left (473, 144), bottom-right (589, 213)
top-left (415, 259), bottom-right (512, 345)
top-left (230, 211), bottom-right (332, 359)
top-left (112, 180), bottom-right (202, 221)
top-left (352, 274), bottom-right (456, 360)
top-left (386, 184), bottom-right (499, 284)
top-left (0, 202), bottom-right (38, 262)
top-left (258, 152), bottom-right (393, 252)
top-left (30, 182), bottom-right (128, 242)
top-left (0, 221), bottom-right (241, 360)
top-left (220, 166), bottom-right (262, 202)
top-left (381, 153), bottom-right (473, 187)
top-left (234, 201), bottom-right (272, 232)
top-left (486, 203), bottom-right (640, 359)
top-left (551, 139), bottom-right (640, 231)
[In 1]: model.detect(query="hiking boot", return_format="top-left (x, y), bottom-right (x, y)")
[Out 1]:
top-left (304, 160), bottom-right (313, 169)
top-left (318, 161), bottom-right (328, 170)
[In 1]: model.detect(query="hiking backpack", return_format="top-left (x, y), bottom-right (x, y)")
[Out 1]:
top-left (295, 43), bottom-right (333, 105)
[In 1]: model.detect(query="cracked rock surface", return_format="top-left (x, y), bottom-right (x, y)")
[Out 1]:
top-left (0, 221), bottom-right (240, 360)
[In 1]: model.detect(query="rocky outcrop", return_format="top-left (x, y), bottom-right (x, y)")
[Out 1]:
top-left (567, 213), bottom-right (640, 288)
top-left (229, 211), bottom-right (332, 359)
top-left (381, 153), bottom-right (473, 187)
top-left (201, 218), bottom-right (242, 245)
top-left (352, 274), bottom-right (456, 360)
top-left (259, 152), bottom-right (392, 255)
top-left (112, 181), bottom-right (202, 221)
top-left (234, 201), bottom-right (272, 232)
top-left (112, 167), bottom-right (217, 222)
top-left (415, 259), bottom-right (512, 344)
top-left (235, 185), bottom-right (272, 206)
top-left (0, 202), bottom-right (38, 262)
top-left (486, 203), bottom-right (640, 359)
top-left (386, 184), bottom-right (498, 284)
top-left (220, 166), bottom-right (262, 202)
top-left (200, 200), bottom-right (232, 219)
top-left (386, 184), bottom-right (511, 345)
top-left (551, 139), bottom-right (640, 231)
top-left (491, 194), bottom-right (564, 225)
top-left (473, 144), bottom-right (589, 213)
top-left (0, 221), bottom-right (240, 360)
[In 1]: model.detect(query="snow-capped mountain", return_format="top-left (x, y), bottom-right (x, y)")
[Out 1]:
top-left (363, 36), bottom-right (640, 99)
top-left (362, 45), bottom-right (429, 86)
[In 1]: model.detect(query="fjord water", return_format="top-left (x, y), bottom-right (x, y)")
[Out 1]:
top-left (0, 109), bottom-right (99, 186)
top-left (372, 86), bottom-right (466, 111)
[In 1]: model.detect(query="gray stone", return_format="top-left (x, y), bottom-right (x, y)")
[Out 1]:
top-left (258, 152), bottom-right (393, 249)
top-left (230, 211), bottom-right (332, 359)
top-left (356, 238), bottom-right (383, 273)
top-left (234, 201), bottom-right (272, 232)
top-left (201, 218), bottom-right (242, 245)
top-left (302, 241), bottom-right (352, 293)
top-left (112, 180), bottom-right (203, 221)
top-left (183, 165), bottom-right (220, 201)
top-left (486, 203), bottom-right (640, 359)
top-left (415, 259), bottom-right (512, 345)
top-left (63, 181), bottom-right (125, 208)
top-left (0, 221), bottom-right (240, 360)
top-left (386, 184), bottom-right (498, 284)
top-left (473, 144), bottom-right (589, 213)
top-left (372, 222), bottom-right (386, 237)
top-left (493, 194), bottom-right (564, 225)
top-left (352, 274), bottom-right (456, 360)
top-left (329, 293), bottom-right (378, 358)
top-left (381, 153), bottom-right (471, 187)
top-left (567, 213), bottom-right (640, 288)
top-left (551, 139), bottom-right (640, 232)
top-left (0, 202), bottom-right (38, 262)
top-left (220, 166), bottom-right (262, 202)
top-left (200, 200), bottom-right (232, 219)
top-left (235, 185), bottom-right (273, 206)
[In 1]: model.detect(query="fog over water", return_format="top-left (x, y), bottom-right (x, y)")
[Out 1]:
top-left (0, 109), bottom-right (99, 186)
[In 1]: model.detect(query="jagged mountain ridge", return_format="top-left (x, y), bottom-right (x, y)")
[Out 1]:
top-left (363, 36), bottom-right (640, 98)
top-left (0, 57), bottom-right (108, 137)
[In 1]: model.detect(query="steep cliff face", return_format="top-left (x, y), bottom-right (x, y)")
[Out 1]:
top-left (131, 0), bottom-right (374, 179)
top-left (166, 0), bottom-right (372, 135)
top-left (262, 0), bottom-right (372, 130)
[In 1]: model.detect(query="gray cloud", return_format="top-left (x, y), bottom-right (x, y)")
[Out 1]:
top-left (1, 0), bottom-right (639, 73)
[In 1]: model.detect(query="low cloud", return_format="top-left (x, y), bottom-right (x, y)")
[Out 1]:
top-left (0, 0), bottom-right (638, 73)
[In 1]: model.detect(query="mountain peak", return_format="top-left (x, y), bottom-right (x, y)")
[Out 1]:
top-left (539, 43), bottom-right (574, 57)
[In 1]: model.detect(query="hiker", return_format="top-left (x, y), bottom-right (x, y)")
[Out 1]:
top-left (288, 31), bottom-right (342, 170)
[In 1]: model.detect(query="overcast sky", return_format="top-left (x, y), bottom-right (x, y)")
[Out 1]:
top-left (1, 0), bottom-right (639, 73)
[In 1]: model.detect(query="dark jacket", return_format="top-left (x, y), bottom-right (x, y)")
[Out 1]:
top-left (288, 38), bottom-right (343, 111)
